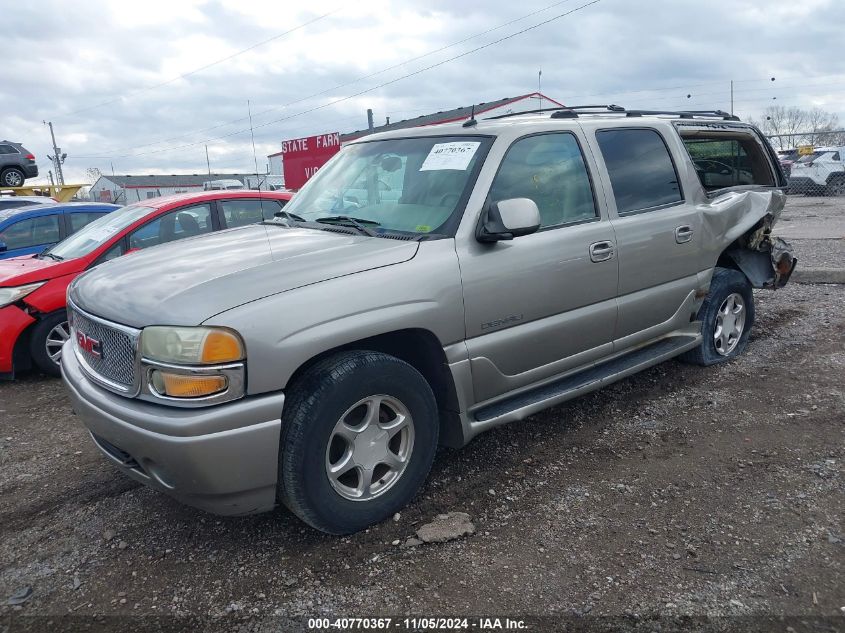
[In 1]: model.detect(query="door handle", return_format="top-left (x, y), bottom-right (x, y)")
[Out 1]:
top-left (589, 240), bottom-right (615, 263)
top-left (675, 225), bottom-right (694, 244)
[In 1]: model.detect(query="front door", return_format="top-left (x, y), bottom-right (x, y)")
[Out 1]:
top-left (457, 131), bottom-right (619, 403)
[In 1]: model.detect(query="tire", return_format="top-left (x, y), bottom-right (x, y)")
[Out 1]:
top-left (679, 268), bottom-right (755, 367)
top-left (278, 350), bottom-right (439, 534)
top-left (1, 167), bottom-right (25, 188)
top-left (825, 175), bottom-right (845, 197)
top-left (29, 311), bottom-right (70, 376)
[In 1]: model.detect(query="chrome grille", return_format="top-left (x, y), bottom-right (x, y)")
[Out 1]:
top-left (68, 302), bottom-right (139, 392)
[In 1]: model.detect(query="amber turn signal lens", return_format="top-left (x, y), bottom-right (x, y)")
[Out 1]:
top-left (151, 371), bottom-right (227, 398)
top-left (200, 330), bottom-right (244, 364)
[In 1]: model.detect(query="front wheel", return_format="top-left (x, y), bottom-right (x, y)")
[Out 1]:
top-left (278, 350), bottom-right (439, 534)
top-left (680, 268), bottom-right (755, 366)
top-left (29, 311), bottom-right (70, 376)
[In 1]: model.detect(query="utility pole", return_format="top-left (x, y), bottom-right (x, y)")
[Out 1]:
top-left (205, 145), bottom-right (212, 176)
top-left (538, 69), bottom-right (542, 107)
top-left (48, 171), bottom-right (55, 186)
top-left (367, 108), bottom-right (374, 132)
top-left (44, 121), bottom-right (65, 185)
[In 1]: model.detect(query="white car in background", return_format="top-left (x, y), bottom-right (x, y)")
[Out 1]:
top-left (788, 146), bottom-right (845, 196)
top-left (202, 179), bottom-right (245, 191)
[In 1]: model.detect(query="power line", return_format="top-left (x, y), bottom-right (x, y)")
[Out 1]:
top-left (74, 0), bottom-right (582, 157)
top-left (72, 0), bottom-right (603, 160)
top-left (60, 9), bottom-right (340, 118)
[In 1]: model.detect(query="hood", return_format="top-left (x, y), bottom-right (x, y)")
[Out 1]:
top-left (0, 253), bottom-right (85, 287)
top-left (69, 225), bottom-right (419, 327)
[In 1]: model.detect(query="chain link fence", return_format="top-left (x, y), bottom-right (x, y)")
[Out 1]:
top-left (768, 130), bottom-right (845, 197)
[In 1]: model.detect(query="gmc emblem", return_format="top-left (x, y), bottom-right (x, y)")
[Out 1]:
top-left (76, 331), bottom-right (103, 359)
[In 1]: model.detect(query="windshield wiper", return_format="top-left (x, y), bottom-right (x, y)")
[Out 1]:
top-left (316, 215), bottom-right (380, 237)
top-left (39, 252), bottom-right (63, 261)
top-left (262, 210), bottom-right (306, 227)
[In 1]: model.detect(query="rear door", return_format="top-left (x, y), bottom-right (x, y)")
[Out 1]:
top-left (457, 131), bottom-right (619, 402)
top-left (589, 126), bottom-right (703, 350)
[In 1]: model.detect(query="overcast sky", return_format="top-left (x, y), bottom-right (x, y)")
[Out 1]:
top-left (1, 0), bottom-right (843, 184)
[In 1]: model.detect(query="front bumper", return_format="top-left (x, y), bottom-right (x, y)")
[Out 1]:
top-left (0, 304), bottom-right (36, 376)
top-left (61, 340), bottom-right (284, 516)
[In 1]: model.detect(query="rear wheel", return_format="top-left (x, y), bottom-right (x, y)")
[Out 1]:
top-left (278, 350), bottom-right (438, 534)
top-left (680, 268), bottom-right (754, 366)
top-left (1, 167), bottom-right (25, 187)
top-left (29, 311), bottom-right (69, 376)
top-left (825, 175), bottom-right (845, 197)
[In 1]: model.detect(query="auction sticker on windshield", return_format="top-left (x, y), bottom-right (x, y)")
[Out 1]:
top-left (420, 142), bottom-right (480, 171)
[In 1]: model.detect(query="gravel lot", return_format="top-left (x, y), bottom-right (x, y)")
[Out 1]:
top-left (776, 195), bottom-right (845, 269)
top-left (1, 201), bottom-right (843, 632)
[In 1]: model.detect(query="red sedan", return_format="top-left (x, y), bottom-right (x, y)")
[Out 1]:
top-left (0, 190), bottom-right (292, 378)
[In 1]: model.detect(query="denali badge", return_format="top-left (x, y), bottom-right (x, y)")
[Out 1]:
top-left (76, 331), bottom-right (103, 359)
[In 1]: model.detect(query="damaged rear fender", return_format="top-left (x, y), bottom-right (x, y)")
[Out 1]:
top-left (702, 189), bottom-right (796, 288)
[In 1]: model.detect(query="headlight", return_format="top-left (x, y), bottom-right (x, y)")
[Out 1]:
top-left (140, 326), bottom-right (246, 401)
top-left (141, 326), bottom-right (245, 365)
top-left (0, 282), bottom-right (45, 309)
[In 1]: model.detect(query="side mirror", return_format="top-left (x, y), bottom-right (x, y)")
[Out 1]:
top-left (0, 241), bottom-right (6, 253)
top-left (476, 198), bottom-right (541, 243)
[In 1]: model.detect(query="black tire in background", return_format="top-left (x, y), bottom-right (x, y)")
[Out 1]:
top-left (1, 167), bottom-right (25, 187)
top-left (278, 350), bottom-right (439, 534)
top-left (825, 175), bottom-right (845, 197)
top-left (29, 311), bottom-right (69, 376)
top-left (680, 267), bottom-right (755, 367)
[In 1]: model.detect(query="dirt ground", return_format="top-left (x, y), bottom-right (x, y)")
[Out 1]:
top-left (1, 259), bottom-right (844, 631)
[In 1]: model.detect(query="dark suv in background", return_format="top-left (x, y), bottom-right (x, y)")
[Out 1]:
top-left (0, 141), bottom-right (39, 187)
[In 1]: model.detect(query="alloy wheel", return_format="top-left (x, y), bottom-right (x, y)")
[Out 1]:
top-left (714, 293), bottom-right (746, 356)
top-left (45, 320), bottom-right (70, 365)
top-left (325, 395), bottom-right (415, 501)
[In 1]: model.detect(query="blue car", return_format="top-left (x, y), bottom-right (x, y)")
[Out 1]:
top-left (0, 202), bottom-right (120, 259)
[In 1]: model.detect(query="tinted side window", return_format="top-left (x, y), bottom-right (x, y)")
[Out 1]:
top-left (596, 129), bottom-right (682, 214)
top-left (489, 133), bottom-right (597, 229)
top-left (220, 199), bottom-right (283, 228)
top-left (128, 204), bottom-right (213, 250)
top-left (69, 212), bottom-right (109, 233)
top-left (0, 215), bottom-right (60, 249)
top-left (0, 145), bottom-right (17, 155)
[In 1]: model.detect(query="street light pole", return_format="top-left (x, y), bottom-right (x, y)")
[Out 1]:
top-left (44, 121), bottom-right (65, 185)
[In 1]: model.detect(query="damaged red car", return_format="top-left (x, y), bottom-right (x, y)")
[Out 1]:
top-left (0, 190), bottom-right (292, 378)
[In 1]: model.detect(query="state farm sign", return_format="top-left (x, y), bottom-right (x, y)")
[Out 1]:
top-left (281, 132), bottom-right (341, 190)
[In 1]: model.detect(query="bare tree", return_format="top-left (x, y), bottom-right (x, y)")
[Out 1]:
top-left (751, 106), bottom-right (807, 149)
top-left (751, 106), bottom-right (845, 148)
top-left (85, 167), bottom-right (102, 183)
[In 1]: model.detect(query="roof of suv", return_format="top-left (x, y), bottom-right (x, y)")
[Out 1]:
top-left (356, 108), bottom-right (753, 143)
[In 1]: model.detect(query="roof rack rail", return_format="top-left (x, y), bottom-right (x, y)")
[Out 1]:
top-left (484, 105), bottom-right (740, 122)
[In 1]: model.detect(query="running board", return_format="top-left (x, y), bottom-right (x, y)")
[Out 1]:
top-left (471, 335), bottom-right (701, 426)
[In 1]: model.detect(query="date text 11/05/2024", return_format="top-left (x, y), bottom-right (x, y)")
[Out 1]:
top-left (307, 617), bottom-right (528, 630)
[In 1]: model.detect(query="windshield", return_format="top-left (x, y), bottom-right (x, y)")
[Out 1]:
top-left (44, 204), bottom-right (154, 260)
top-left (797, 151), bottom-right (830, 163)
top-left (281, 135), bottom-right (490, 236)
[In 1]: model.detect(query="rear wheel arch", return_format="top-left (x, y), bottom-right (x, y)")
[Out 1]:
top-left (284, 328), bottom-right (465, 448)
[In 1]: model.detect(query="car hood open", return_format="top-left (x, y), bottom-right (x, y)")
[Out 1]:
top-left (69, 225), bottom-right (419, 328)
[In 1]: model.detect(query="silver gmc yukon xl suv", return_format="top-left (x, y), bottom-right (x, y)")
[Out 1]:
top-left (61, 107), bottom-right (795, 534)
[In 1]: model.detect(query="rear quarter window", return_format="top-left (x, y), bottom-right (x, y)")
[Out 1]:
top-left (681, 131), bottom-right (777, 191)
